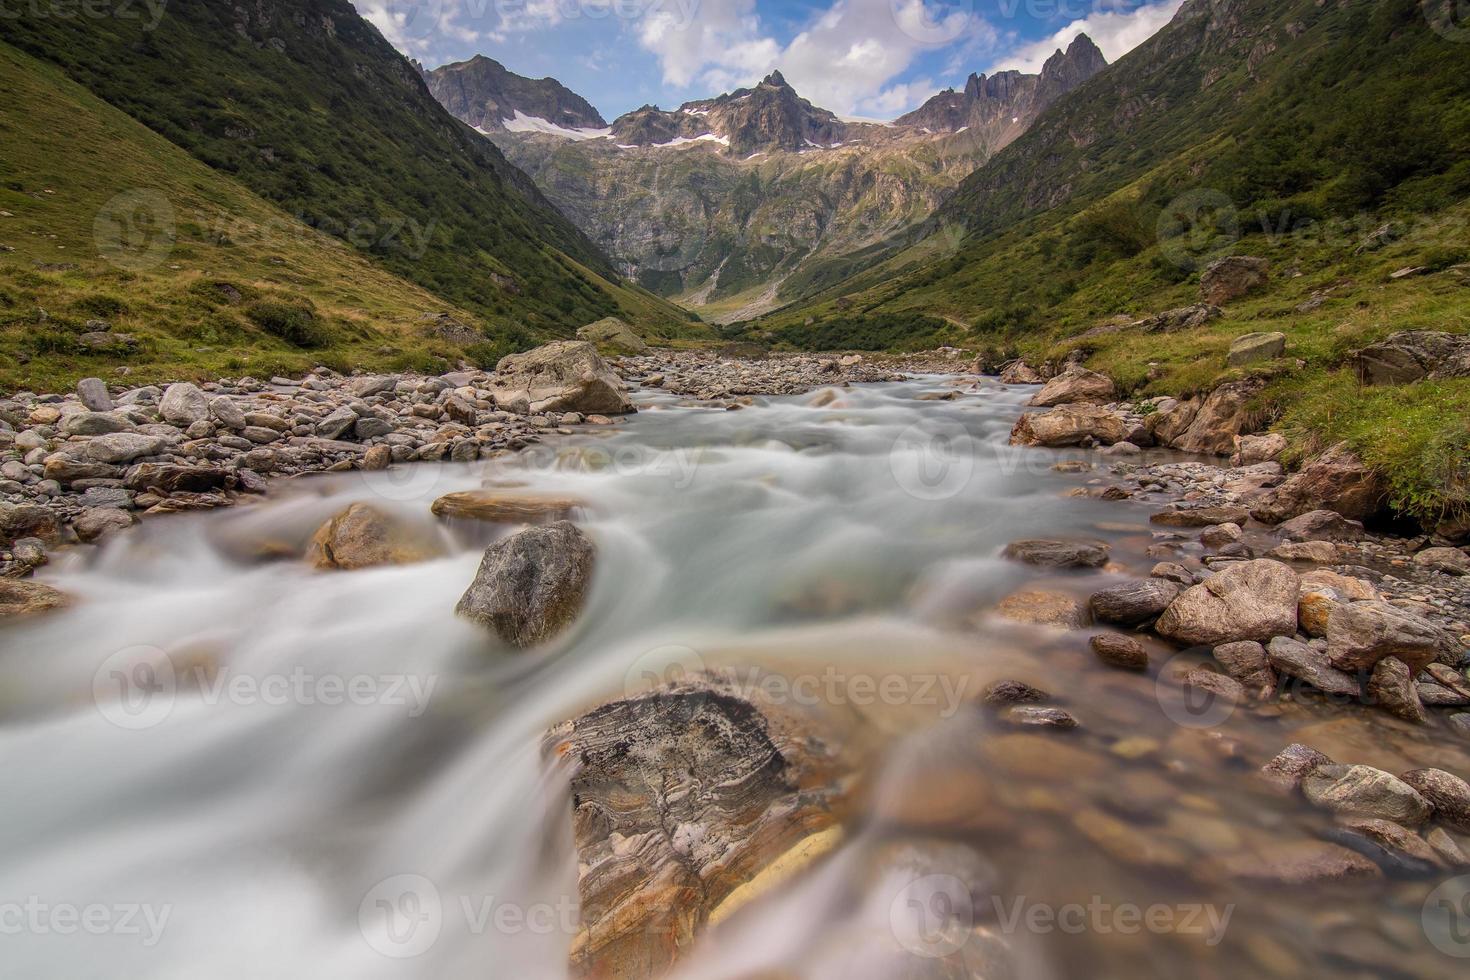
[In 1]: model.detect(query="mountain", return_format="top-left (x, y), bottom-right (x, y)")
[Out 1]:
top-left (431, 47), bottom-right (1105, 319)
top-left (1, 0), bottom-right (696, 344)
top-left (748, 0), bottom-right (1470, 519)
top-left (896, 35), bottom-right (1108, 139)
top-left (608, 71), bottom-right (847, 156)
top-left (0, 41), bottom-right (497, 391)
top-left (424, 55), bottom-right (607, 135)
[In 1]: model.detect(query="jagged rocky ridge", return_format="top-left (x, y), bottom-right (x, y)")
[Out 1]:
top-left (423, 55), bottom-right (607, 134)
top-left (425, 43), bottom-right (1107, 317)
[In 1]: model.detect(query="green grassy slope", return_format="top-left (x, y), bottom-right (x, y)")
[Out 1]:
top-left (0, 0), bottom-right (698, 341)
top-left (745, 0), bottom-right (1470, 521)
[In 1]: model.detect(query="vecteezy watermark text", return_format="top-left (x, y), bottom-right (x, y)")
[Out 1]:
top-left (0, 0), bottom-right (168, 29)
top-left (0, 897), bottom-right (171, 947)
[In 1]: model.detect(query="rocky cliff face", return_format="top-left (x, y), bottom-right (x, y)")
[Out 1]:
top-left (430, 42), bottom-right (1105, 318)
top-left (425, 55), bottom-right (606, 133)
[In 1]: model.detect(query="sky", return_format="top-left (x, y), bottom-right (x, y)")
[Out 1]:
top-left (354, 0), bottom-right (1185, 120)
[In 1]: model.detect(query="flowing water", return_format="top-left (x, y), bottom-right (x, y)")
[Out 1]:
top-left (2, 377), bottom-right (1467, 978)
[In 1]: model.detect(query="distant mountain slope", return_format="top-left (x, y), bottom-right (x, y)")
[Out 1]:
top-left (745, 0), bottom-right (1470, 519)
top-left (424, 55), bottom-right (607, 134)
top-left (432, 46), bottom-right (1105, 319)
top-left (0, 42), bottom-right (502, 391)
top-left (1, 0), bottom-right (693, 338)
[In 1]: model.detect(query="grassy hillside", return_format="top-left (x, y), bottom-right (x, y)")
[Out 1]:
top-left (745, 0), bottom-right (1470, 521)
top-left (0, 0), bottom-right (697, 341)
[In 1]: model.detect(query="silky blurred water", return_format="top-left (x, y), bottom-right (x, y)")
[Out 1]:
top-left (1, 377), bottom-right (1465, 978)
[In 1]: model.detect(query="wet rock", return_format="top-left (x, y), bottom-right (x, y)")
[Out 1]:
top-left (76, 377), bottom-right (113, 412)
top-left (1213, 640), bottom-right (1277, 696)
top-left (1419, 682), bottom-right (1470, 707)
top-left (1356, 330), bottom-right (1470, 385)
top-left (208, 395), bottom-right (246, 430)
top-left (545, 674), bottom-right (850, 978)
top-left (1301, 764), bottom-right (1433, 826)
top-left (315, 407), bottom-right (358, 440)
top-left (1427, 827), bottom-right (1470, 868)
top-left (1180, 666), bottom-right (1246, 704)
top-left (1415, 547), bottom-right (1470, 576)
top-left (1366, 657), bottom-right (1427, 724)
top-left (1250, 443), bottom-right (1386, 524)
top-left (1201, 522), bottom-right (1243, 548)
top-left (1425, 663), bottom-right (1470, 700)
top-left (1003, 705), bottom-right (1079, 729)
top-left (430, 490), bottom-right (583, 525)
top-left (306, 503), bottom-right (444, 572)
top-left (83, 432), bottom-right (168, 464)
top-left (1150, 504), bottom-right (1250, 528)
top-left (1001, 539), bottom-right (1108, 569)
top-left (124, 463), bottom-right (229, 494)
top-left (361, 445), bottom-right (391, 471)
top-left (1090, 578), bottom-right (1181, 625)
top-left (1073, 806), bottom-right (1190, 871)
top-left (1208, 840), bottom-right (1381, 885)
top-left (1200, 256), bottom-right (1270, 305)
top-left (982, 680), bottom-right (1051, 706)
top-left (1269, 540), bottom-right (1339, 563)
top-left (1331, 818), bottom-right (1443, 876)
top-left (495, 340), bottom-right (635, 415)
top-left (1399, 769), bottom-right (1470, 833)
top-left (1261, 743), bottom-right (1334, 793)
top-left (72, 507), bottom-right (135, 543)
top-left (993, 590), bottom-right (1090, 629)
top-left (1232, 432), bottom-right (1287, 466)
top-left (457, 521), bottom-right (595, 647)
top-left (1090, 633), bottom-right (1149, 671)
top-left (1227, 331), bottom-right (1286, 367)
top-left (1326, 600), bottom-right (1453, 674)
top-left (1009, 404), bottom-right (1128, 447)
top-left (1169, 381), bottom-right (1264, 456)
top-left (999, 360), bottom-right (1042, 384)
top-left (1027, 365), bottom-right (1116, 408)
top-left (42, 456), bottom-right (119, 484)
top-left (0, 578), bottom-right (70, 619)
top-left (0, 502), bottom-right (62, 545)
top-left (61, 412), bottom-right (132, 436)
top-left (1151, 562), bottom-right (1196, 586)
top-left (1267, 636), bottom-right (1359, 697)
top-left (1276, 509), bottom-right (1365, 543)
top-left (159, 382), bottom-right (209, 425)
top-left (1156, 560), bottom-right (1299, 646)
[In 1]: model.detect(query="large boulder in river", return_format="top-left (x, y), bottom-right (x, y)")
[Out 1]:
top-left (1027, 365), bottom-right (1116, 407)
top-left (1090, 579), bottom-right (1182, 625)
top-left (1010, 404), bottom-right (1128, 447)
top-left (1002, 539), bottom-right (1109, 568)
top-left (1200, 256), bottom-right (1269, 305)
top-left (494, 340), bottom-right (635, 415)
top-left (306, 503), bottom-right (444, 571)
top-left (1250, 442), bottom-right (1386, 524)
top-left (1324, 599), bottom-right (1456, 674)
top-left (1301, 764), bottom-right (1432, 826)
top-left (1356, 330), bottom-right (1470, 385)
top-left (430, 490), bottom-right (583, 525)
top-left (456, 520), bottom-right (595, 647)
top-left (1155, 559), bottom-right (1299, 646)
top-left (576, 316), bottom-right (649, 355)
top-left (545, 672), bottom-right (854, 977)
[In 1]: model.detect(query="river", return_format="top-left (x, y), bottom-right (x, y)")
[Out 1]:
top-left (1, 375), bottom-right (1465, 978)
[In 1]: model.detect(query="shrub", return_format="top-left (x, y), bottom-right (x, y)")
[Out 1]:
top-left (245, 300), bottom-right (329, 348)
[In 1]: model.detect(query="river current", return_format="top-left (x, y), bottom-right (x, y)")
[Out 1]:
top-left (2, 376), bottom-right (1466, 978)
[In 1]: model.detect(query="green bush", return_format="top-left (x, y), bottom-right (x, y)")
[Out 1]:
top-left (246, 300), bottom-right (329, 348)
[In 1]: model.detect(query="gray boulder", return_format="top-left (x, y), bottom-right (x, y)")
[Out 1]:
top-left (82, 432), bottom-right (167, 464)
top-left (1155, 560), bottom-right (1299, 646)
top-left (1027, 365), bottom-right (1116, 408)
top-left (1227, 332), bottom-right (1286, 367)
top-left (1301, 764), bottom-right (1432, 826)
top-left (1400, 769), bottom-right (1470, 833)
top-left (1325, 600), bottom-right (1454, 674)
top-left (1356, 331), bottom-right (1470, 385)
top-left (456, 521), bottom-right (596, 647)
top-left (1267, 636), bottom-right (1359, 697)
top-left (159, 382), bottom-right (209, 425)
top-left (494, 340), bottom-right (635, 416)
top-left (1200, 256), bottom-right (1269, 305)
top-left (76, 377), bottom-right (114, 412)
top-left (1089, 579), bottom-right (1181, 625)
top-left (1002, 539), bottom-right (1109, 569)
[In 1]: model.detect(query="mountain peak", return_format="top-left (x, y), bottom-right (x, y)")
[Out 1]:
top-left (761, 70), bottom-right (790, 89)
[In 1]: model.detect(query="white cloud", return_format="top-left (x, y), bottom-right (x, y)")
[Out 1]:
top-left (988, 0), bottom-right (1184, 74)
top-left (636, 0), bottom-right (995, 117)
top-left (354, 1), bottom-right (485, 56)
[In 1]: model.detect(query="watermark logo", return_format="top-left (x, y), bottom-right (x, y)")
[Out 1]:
top-left (890, 873), bottom-right (974, 958)
top-left (890, 0), bottom-right (974, 45)
top-left (888, 419), bottom-right (976, 501)
top-left (1156, 188), bottom-right (1239, 271)
top-left (1423, 875), bottom-right (1470, 958)
top-left (359, 874), bottom-right (443, 959)
top-left (358, 463), bottom-right (450, 503)
top-left (92, 645), bottom-right (177, 731)
top-left (1154, 656), bottom-right (1238, 730)
top-left (379, 0), bottom-right (447, 43)
top-left (93, 189), bottom-right (176, 272)
top-left (623, 644), bottom-right (707, 698)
